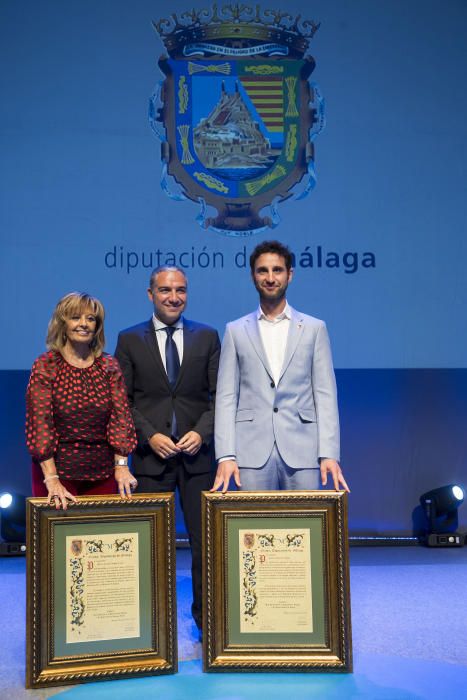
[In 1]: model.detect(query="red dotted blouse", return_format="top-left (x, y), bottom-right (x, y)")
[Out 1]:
top-left (26, 351), bottom-right (137, 481)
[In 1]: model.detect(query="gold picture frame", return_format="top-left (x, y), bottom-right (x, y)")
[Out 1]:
top-left (26, 494), bottom-right (177, 688)
top-left (202, 491), bottom-right (352, 672)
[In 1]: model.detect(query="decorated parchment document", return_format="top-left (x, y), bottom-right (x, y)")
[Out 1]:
top-left (239, 528), bottom-right (312, 633)
top-left (66, 533), bottom-right (140, 643)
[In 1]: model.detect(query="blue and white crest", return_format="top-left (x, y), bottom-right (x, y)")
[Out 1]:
top-left (150, 4), bottom-right (325, 236)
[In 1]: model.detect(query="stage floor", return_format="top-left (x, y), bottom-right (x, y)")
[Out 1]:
top-left (2, 546), bottom-right (466, 699)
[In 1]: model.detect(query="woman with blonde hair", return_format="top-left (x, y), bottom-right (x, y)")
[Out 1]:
top-left (26, 292), bottom-right (137, 509)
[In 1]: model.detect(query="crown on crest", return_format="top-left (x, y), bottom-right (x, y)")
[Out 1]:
top-left (153, 4), bottom-right (320, 58)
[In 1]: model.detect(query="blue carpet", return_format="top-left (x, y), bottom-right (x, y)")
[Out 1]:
top-left (2, 547), bottom-right (467, 699)
top-left (56, 653), bottom-right (467, 699)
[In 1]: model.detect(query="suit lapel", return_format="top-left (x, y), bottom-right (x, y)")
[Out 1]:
top-left (244, 313), bottom-right (274, 380)
top-left (278, 307), bottom-right (304, 383)
top-left (143, 320), bottom-right (171, 388)
top-left (177, 319), bottom-right (195, 386)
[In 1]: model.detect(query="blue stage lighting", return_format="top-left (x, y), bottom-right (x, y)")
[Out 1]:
top-left (0, 492), bottom-right (26, 554)
top-left (420, 484), bottom-right (465, 547)
top-left (0, 493), bottom-right (13, 509)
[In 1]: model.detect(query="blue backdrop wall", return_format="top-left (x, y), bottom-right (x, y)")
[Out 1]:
top-left (1, 0), bottom-right (466, 534)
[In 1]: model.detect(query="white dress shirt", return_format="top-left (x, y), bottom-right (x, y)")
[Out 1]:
top-left (152, 314), bottom-right (184, 370)
top-left (257, 302), bottom-right (291, 385)
top-left (218, 303), bottom-right (291, 463)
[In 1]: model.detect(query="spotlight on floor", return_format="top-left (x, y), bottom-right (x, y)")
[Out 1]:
top-left (0, 492), bottom-right (26, 556)
top-left (419, 484), bottom-right (465, 547)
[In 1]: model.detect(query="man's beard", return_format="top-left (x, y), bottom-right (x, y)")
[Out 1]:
top-left (256, 284), bottom-right (288, 304)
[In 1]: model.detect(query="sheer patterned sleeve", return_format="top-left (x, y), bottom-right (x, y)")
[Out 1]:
top-left (25, 353), bottom-right (59, 462)
top-left (105, 356), bottom-right (137, 455)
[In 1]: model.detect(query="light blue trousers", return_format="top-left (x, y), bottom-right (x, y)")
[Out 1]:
top-left (239, 443), bottom-right (321, 491)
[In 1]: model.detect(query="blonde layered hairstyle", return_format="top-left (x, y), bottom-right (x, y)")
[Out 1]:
top-left (46, 292), bottom-right (106, 357)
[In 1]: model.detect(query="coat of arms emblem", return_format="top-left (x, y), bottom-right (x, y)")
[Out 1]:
top-left (150, 4), bottom-right (325, 236)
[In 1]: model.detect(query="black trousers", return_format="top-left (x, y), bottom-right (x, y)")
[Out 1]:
top-left (135, 458), bottom-right (212, 629)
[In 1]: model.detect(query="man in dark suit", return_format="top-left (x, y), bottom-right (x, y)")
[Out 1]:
top-left (115, 266), bottom-right (220, 632)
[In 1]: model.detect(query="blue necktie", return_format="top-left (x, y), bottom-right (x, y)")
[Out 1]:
top-left (165, 326), bottom-right (180, 438)
top-left (165, 326), bottom-right (180, 387)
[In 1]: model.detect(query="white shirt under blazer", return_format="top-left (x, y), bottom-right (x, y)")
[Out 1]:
top-left (214, 305), bottom-right (340, 470)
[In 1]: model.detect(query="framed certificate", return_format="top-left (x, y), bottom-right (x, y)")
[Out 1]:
top-left (26, 494), bottom-right (177, 688)
top-left (202, 491), bottom-right (352, 672)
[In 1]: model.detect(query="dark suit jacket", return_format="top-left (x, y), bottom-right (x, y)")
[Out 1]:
top-left (115, 318), bottom-right (220, 476)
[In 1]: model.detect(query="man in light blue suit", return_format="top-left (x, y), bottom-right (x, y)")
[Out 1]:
top-left (212, 240), bottom-right (349, 493)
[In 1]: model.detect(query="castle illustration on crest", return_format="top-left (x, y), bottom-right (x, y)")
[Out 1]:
top-left (194, 81), bottom-right (276, 173)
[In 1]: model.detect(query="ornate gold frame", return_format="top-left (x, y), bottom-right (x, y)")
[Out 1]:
top-left (26, 494), bottom-right (177, 688)
top-left (202, 491), bottom-right (352, 672)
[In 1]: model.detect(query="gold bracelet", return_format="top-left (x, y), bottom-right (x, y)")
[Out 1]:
top-left (43, 474), bottom-right (59, 483)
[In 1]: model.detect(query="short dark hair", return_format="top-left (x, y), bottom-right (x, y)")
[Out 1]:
top-left (249, 240), bottom-right (293, 272)
top-left (149, 266), bottom-right (187, 290)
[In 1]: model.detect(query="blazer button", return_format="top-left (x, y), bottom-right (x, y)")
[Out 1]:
top-left (273, 407), bottom-right (278, 413)
top-left (166, 421), bottom-right (171, 428)
top-left (270, 381), bottom-right (275, 388)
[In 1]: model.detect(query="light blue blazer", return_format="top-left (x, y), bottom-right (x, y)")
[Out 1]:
top-left (214, 306), bottom-right (340, 469)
